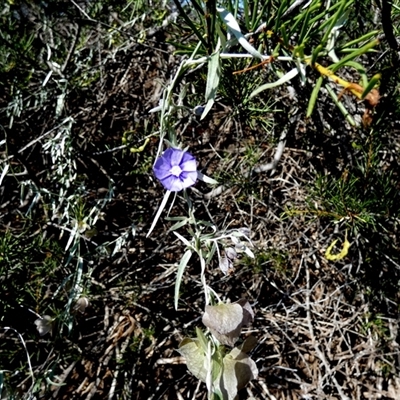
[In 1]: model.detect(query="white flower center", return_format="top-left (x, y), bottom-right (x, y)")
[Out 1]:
top-left (170, 165), bottom-right (182, 177)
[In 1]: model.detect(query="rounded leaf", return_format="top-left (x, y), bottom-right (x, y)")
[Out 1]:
top-left (202, 300), bottom-right (254, 346)
top-left (34, 315), bottom-right (53, 336)
top-left (220, 348), bottom-right (258, 400)
top-left (177, 338), bottom-right (207, 382)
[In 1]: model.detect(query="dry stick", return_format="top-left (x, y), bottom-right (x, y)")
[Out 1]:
top-left (61, 23), bottom-right (81, 73)
top-left (252, 129), bottom-right (287, 173)
top-left (70, 0), bottom-right (95, 21)
top-left (108, 319), bottom-right (135, 400)
top-left (255, 380), bottom-right (278, 400)
top-left (268, 318), bottom-right (313, 377)
top-left (381, 0), bottom-right (398, 50)
top-left (1, 117), bottom-right (75, 164)
top-left (176, 390), bottom-right (185, 400)
top-left (52, 361), bottom-right (78, 399)
top-left (305, 262), bottom-right (350, 400)
top-left (190, 380), bottom-right (203, 400)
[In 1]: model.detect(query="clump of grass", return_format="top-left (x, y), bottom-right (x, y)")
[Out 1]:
top-left (0, 226), bottom-right (67, 398)
top-left (289, 134), bottom-right (400, 236)
top-left (312, 167), bottom-right (397, 234)
top-left (0, 230), bottom-right (63, 321)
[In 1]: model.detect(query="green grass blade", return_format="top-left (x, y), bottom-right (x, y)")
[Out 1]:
top-left (325, 83), bottom-right (356, 126)
top-left (298, 6), bottom-right (312, 45)
top-left (274, 0), bottom-right (288, 34)
top-left (311, 44), bottom-right (324, 66)
top-left (342, 30), bottom-right (381, 48)
top-left (321, 0), bottom-right (349, 45)
top-left (331, 39), bottom-right (380, 72)
top-left (243, 0), bottom-right (249, 29)
top-left (171, 0), bottom-right (208, 49)
top-left (361, 73), bottom-right (381, 100)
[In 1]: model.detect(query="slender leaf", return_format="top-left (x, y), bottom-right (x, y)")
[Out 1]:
top-left (169, 218), bottom-right (190, 232)
top-left (147, 190), bottom-right (172, 238)
top-left (174, 249), bottom-right (193, 310)
top-left (298, 5), bottom-right (312, 44)
top-left (201, 50), bottom-right (221, 120)
top-left (174, 231), bottom-right (193, 248)
top-left (341, 30), bottom-right (380, 48)
top-left (330, 40), bottom-right (380, 72)
top-left (308, 0), bottom-right (343, 27)
top-left (274, 0), bottom-right (288, 34)
top-left (361, 73), bottom-right (381, 100)
top-left (0, 163), bottom-right (10, 186)
top-left (171, 0), bottom-right (208, 49)
top-left (217, 7), bottom-right (263, 60)
top-left (311, 44), bottom-right (324, 66)
top-left (321, 0), bottom-right (349, 45)
top-left (325, 83), bottom-right (356, 126)
top-left (280, 24), bottom-right (290, 48)
top-left (198, 171), bottom-right (218, 184)
top-left (249, 68), bottom-right (299, 98)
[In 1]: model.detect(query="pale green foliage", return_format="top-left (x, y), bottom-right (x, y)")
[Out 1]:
top-left (178, 301), bottom-right (257, 400)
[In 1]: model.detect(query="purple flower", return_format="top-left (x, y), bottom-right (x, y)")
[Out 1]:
top-left (153, 148), bottom-right (197, 192)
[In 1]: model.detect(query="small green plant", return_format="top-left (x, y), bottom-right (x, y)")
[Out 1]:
top-left (145, 1), bottom-right (392, 397)
top-left (361, 313), bottom-right (390, 340)
top-left (171, 0), bottom-right (382, 128)
top-left (251, 249), bottom-right (290, 276)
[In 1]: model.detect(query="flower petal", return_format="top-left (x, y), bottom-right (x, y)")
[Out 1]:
top-left (153, 157), bottom-right (172, 180)
top-left (180, 158), bottom-right (197, 172)
top-left (167, 148), bottom-right (185, 166)
top-left (180, 171), bottom-right (198, 187)
top-left (153, 148), bottom-right (197, 191)
top-left (181, 151), bottom-right (196, 165)
top-left (160, 175), bottom-right (184, 192)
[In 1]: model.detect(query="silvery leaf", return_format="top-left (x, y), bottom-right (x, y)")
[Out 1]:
top-left (34, 315), bottom-right (53, 336)
top-left (177, 338), bottom-right (208, 382)
top-left (202, 300), bottom-right (254, 346)
top-left (220, 347), bottom-right (258, 400)
top-left (225, 247), bottom-right (237, 260)
top-left (219, 256), bottom-right (233, 275)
